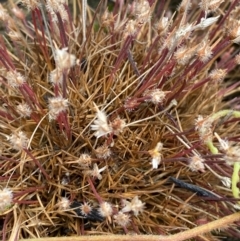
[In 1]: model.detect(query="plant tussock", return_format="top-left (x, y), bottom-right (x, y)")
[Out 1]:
top-left (0, 0), bottom-right (240, 240)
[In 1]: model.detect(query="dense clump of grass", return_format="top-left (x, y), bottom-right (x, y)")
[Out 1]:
top-left (0, 0), bottom-right (240, 240)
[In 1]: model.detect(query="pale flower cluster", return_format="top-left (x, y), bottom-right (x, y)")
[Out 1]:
top-left (0, 188), bottom-right (13, 212)
top-left (121, 196), bottom-right (145, 216)
top-left (195, 115), bottom-right (213, 143)
top-left (98, 202), bottom-right (113, 218)
top-left (48, 96), bottom-right (68, 120)
top-left (189, 155), bottom-right (205, 172)
top-left (91, 104), bottom-right (126, 138)
top-left (113, 211), bottom-right (130, 227)
top-left (58, 197), bottom-right (71, 210)
top-left (16, 103), bottom-right (32, 118)
top-left (55, 47), bottom-right (76, 70)
top-left (85, 163), bottom-right (107, 180)
top-left (46, 0), bottom-right (68, 22)
top-left (215, 133), bottom-right (240, 165)
top-left (6, 70), bottom-right (26, 88)
top-left (91, 105), bottom-right (112, 138)
top-left (8, 131), bottom-right (29, 151)
top-left (144, 89), bottom-right (170, 105)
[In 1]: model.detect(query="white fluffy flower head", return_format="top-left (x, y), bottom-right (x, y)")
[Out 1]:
top-left (0, 188), bottom-right (13, 212)
top-left (8, 131), bottom-right (29, 151)
top-left (55, 47), bottom-right (76, 70)
top-left (121, 196), bottom-right (145, 216)
top-left (91, 103), bottom-right (112, 138)
top-left (85, 163), bottom-right (107, 180)
top-left (16, 103), bottom-right (32, 117)
top-left (48, 96), bottom-right (68, 120)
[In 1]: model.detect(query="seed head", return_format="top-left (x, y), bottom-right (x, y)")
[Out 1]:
top-left (101, 9), bottom-right (114, 27)
top-left (144, 89), bottom-right (170, 105)
top-left (95, 145), bottom-right (111, 159)
top-left (110, 116), bottom-right (126, 135)
top-left (189, 155), bottom-right (205, 172)
top-left (121, 196), bottom-right (145, 216)
top-left (6, 70), bottom-right (26, 88)
top-left (123, 20), bottom-right (138, 39)
top-left (48, 96), bottom-right (68, 120)
top-left (49, 68), bottom-right (63, 86)
top-left (155, 16), bottom-right (170, 35)
top-left (85, 163), bottom-right (107, 180)
top-left (58, 197), bottom-right (71, 210)
top-left (124, 98), bottom-right (139, 111)
top-left (215, 132), bottom-right (240, 165)
top-left (178, 0), bottom-right (192, 13)
top-left (199, 0), bottom-right (224, 14)
top-left (209, 69), bottom-right (227, 82)
top-left (134, 0), bottom-right (151, 24)
top-left (16, 103), bottom-right (32, 118)
top-left (77, 153), bottom-right (92, 167)
top-left (91, 104), bottom-right (112, 138)
top-left (195, 115), bottom-right (213, 143)
top-left (196, 40), bottom-right (212, 63)
top-left (8, 131), bottom-right (29, 151)
top-left (0, 188), bottom-right (13, 212)
top-left (114, 211), bottom-right (130, 227)
top-left (55, 47), bottom-right (76, 70)
top-left (174, 45), bottom-right (197, 65)
top-left (98, 202), bottom-right (113, 218)
top-left (227, 19), bottom-right (240, 44)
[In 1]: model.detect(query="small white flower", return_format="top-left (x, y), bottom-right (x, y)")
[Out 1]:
top-left (77, 153), bottom-right (92, 167)
top-left (16, 103), bottom-right (32, 117)
top-left (0, 188), bottom-right (13, 212)
top-left (85, 163), bottom-right (107, 180)
top-left (55, 47), bottom-right (76, 70)
top-left (144, 89), bottom-right (170, 105)
top-left (80, 202), bottom-right (92, 216)
top-left (121, 196), bottom-right (145, 216)
top-left (189, 155), bottom-right (205, 172)
top-left (220, 177), bottom-right (231, 189)
top-left (6, 70), bottom-right (26, 88)
top-left (214, 132), bottom-right (240, 165)
top-left (98, 202), bottom-right (113, 218)
top-left (90, 104), bottom-right (112, 138)
top-left (209, 69), bottom-right (227, 82)
top-left (110, 116), bottom-right (126, 135)
top-left (8, 131), bottom-right (29, 151)
top-left (49, 68), bottom-right (63, 86)
top-left (114, 211), bottom-right (130, 227)
top-left (195, 115), bottom-right (213, 143)
top-left (95, 145), bottom-right (111, 159)
top-left (48, 96), bottom-right (68, 120)
top-left (58, 197), bottom-right (71, 210)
